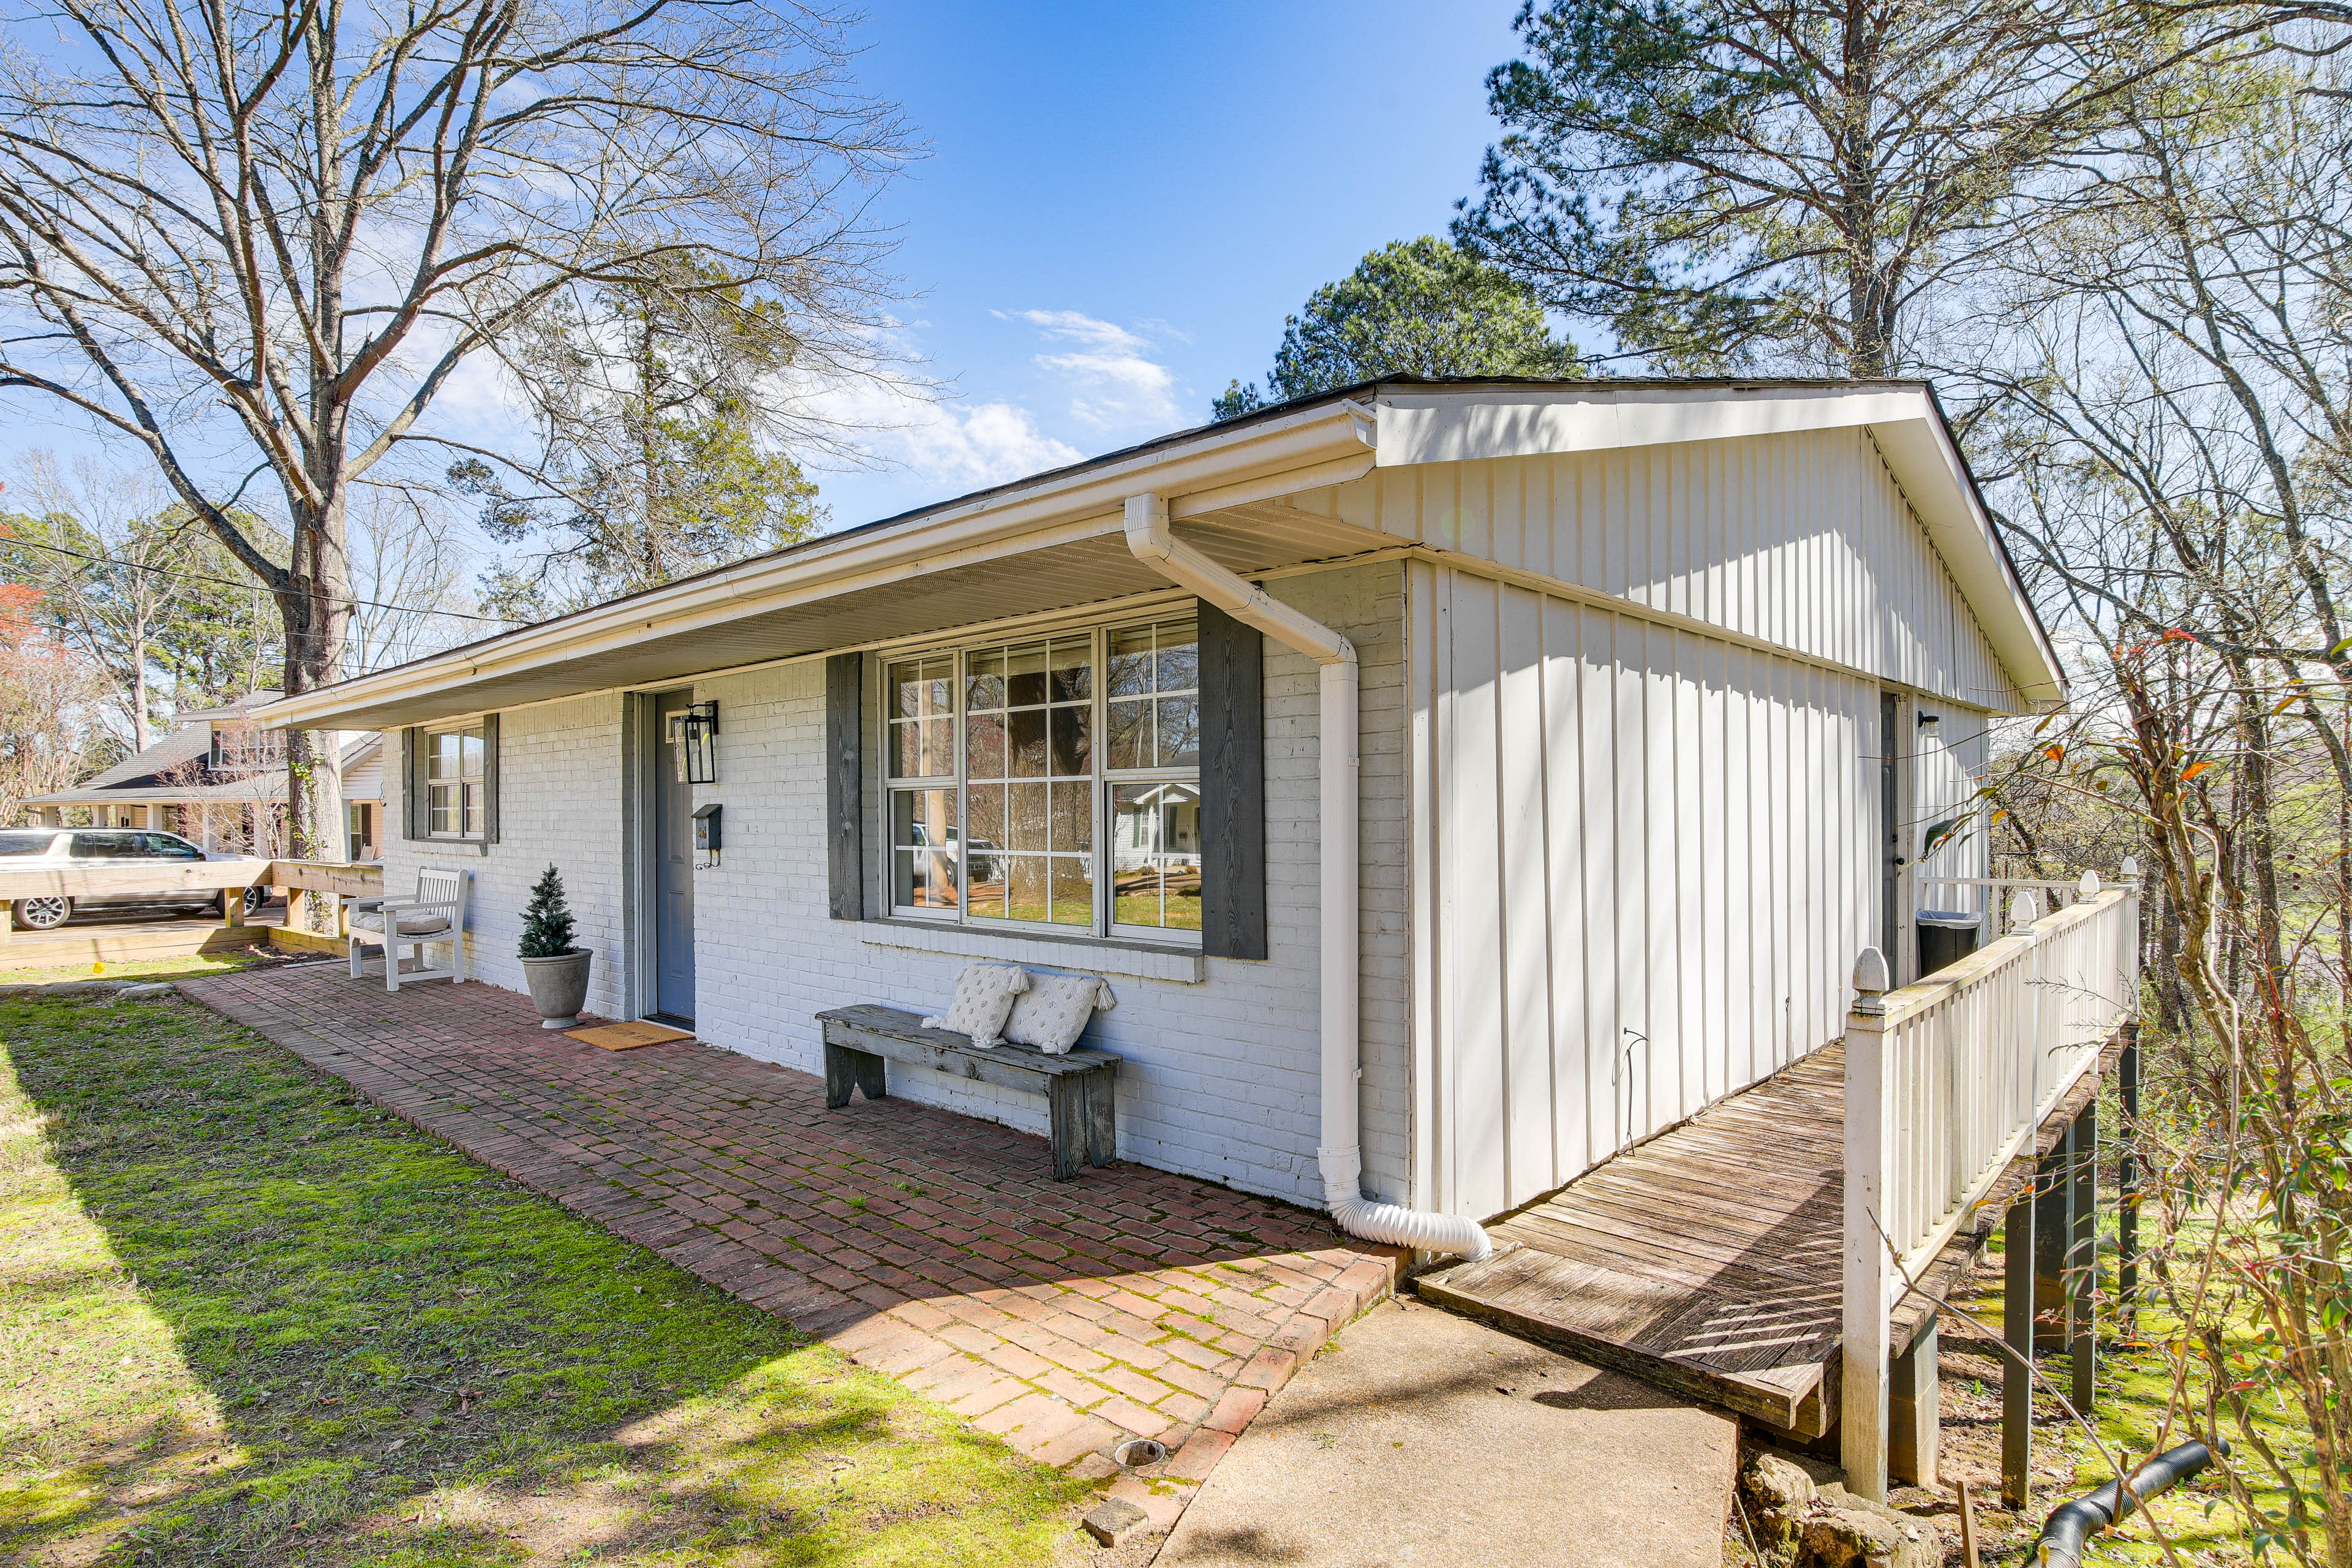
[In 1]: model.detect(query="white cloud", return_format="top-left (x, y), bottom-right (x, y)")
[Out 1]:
top-left (886, 399), bottom-right (1084, 488)
top-left (1000, 309), bottom-right (1182, 431)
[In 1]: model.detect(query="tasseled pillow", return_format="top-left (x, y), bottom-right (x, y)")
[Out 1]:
top-left (922, 963), bottom-right (1030, 1048)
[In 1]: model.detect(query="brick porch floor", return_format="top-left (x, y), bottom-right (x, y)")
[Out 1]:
top-left (179, 964), bottom-right (1401, 1528)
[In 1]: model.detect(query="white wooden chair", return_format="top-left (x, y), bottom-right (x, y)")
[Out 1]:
top-left (347, 868), bottom-right (470, 991)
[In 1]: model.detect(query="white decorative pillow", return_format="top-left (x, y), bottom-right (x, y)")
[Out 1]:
top-left (1003, 971), bottom-right (1117, 1054)
top-left (922, 963), bottom-right (1030, 1048)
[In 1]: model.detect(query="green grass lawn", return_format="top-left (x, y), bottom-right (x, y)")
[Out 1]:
top-left (0, 976), bottom-right (1092, 1566)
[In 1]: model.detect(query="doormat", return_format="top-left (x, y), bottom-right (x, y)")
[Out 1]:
top-left (567, 1020), bottom-right (695, 1051)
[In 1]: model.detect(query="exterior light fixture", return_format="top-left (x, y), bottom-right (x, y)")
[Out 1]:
top-left (1916, 710), bottom-right (1941, 733)
top-left (669, 700), bottom-right (718, 784)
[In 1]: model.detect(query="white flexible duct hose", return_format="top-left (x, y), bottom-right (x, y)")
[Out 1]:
top-left (1124, 492), bottom-right (1490, 1263)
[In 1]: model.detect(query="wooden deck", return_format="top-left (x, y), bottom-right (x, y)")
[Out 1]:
top-left (0, 908), bottom-right (282, 971)
top-left (1420, 1038), bottom-right (2114, 1438)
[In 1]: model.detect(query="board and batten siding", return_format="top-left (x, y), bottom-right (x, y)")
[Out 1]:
top-left (1292, 426), bottom-right (2024, 715)
top-left (1409, 560), bottom-right (1881, 1219)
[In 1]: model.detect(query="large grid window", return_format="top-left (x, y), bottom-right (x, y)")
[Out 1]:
top-left (426, 723), bottom-right (485, 838)
top-left (884, 616), bottom-right (1202, 940)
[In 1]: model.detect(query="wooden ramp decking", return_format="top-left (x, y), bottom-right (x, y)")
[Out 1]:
top-left (1421, 1039), bottom-right (2111, 1438)
top-left (0, 908), bottom-right (281, 971)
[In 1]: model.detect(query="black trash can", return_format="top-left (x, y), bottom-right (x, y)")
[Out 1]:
top-left (1917, 910), bottom-right (1984, 977)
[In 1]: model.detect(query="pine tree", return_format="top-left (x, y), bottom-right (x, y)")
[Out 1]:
top-left (519, 864), bottom-right (577, 957)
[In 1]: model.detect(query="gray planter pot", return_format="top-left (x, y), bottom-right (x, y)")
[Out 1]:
top-left (519, 949), bottom-right (593, 1029)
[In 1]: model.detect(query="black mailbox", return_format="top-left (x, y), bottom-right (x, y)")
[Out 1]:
top-left (692, 802), bottom-right (722, 861)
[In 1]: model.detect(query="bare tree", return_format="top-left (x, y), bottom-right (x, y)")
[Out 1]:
top-left (0, 584), bottom-right (102, 823)
top-left (343, 488), bottom-right (477, 676)
top-left (1974, 50), bottom-right (2352, 1562)
top-left (0, 0), bottom-right (913, 853)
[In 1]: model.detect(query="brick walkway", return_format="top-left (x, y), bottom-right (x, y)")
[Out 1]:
top-left (180, 965), bottom-right (1400, 1529)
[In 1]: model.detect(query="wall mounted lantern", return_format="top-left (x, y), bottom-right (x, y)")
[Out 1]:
top-left (1915, 710), bottom-right (1941, 733)
top-left (669, 701), bottom-right (719, 784)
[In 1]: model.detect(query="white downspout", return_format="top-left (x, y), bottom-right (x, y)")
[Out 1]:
top-left (1123, 493), bottom-right (1490, 1262)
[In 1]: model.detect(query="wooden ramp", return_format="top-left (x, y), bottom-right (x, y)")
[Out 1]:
top-left (0, 910), bottom-right (281, 972)
top-left (1420, 1040), bottom-right (2107, 1438)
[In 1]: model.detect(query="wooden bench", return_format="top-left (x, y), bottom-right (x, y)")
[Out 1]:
top-left (816, 1003), bottom-right (1118, 1181)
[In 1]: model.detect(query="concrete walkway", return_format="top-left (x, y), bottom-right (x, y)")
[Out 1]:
top-left (1156, 1295), bottom-right (1740, 1567)
top-left (177, 964), bottom-right (1400, 1508)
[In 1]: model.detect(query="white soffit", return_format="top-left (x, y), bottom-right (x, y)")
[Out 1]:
top-left (1375, 382), bottom-right (2064, 707)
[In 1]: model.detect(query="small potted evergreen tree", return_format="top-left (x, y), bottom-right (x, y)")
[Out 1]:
top-left (518, 864), bottom-right (592, 1028)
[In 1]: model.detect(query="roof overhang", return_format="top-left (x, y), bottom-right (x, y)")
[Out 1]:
top-left (263, 378), bottom-right (2062, 731)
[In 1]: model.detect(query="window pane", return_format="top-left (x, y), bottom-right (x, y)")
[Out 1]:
top-left (890, 789), bottom-right (960, 910)
top-left (461, 733), bottom-right (484, 780)
top-left (919, 717), bottom-right (954, 777)
top-left (967, 782), bottom-right (1005, 846)
top-left (1008, 707), bottom-right (1047, 777)
top-left (1156, 622), bottom-right (1198, 692)
top-left (1107, 625), bottom-right (1153, 697)
top-left (1049, 856), bottom-right (1093, 926)
top-left (429, 732), bottom-right (458, 781)
top-left (966, 712), bottom-right (1006, 778)
top-left (1156, 695), bottom-right (1199, 767)
top-left (1050, 780), bottom-right (1092, 852)
top-left (430, 783), bottom-right (458, 835)
top-left (1050, 637), bottom-right (1091, 702)
top-left (1106, 698), bottom-right (1151, 770)
top-left (966, 650), bottom-right (1005, 710)
top-left (463, 783), bottom-right (484, 839)
top-left (894, 723), bottom-right (922, 778)
top-left (892, 657), bottom-right (951, 720)
top-left (1050, 704), bottom-right (1091, 775)
top-left (1007, 782), bottom-right (1047, 851)
top-left (1112, 781), bottom-right (1202, 930)
top-left (1005, 643), bottom-right (1048, 707)
top-left (1002, 857), bottom-right (1047, 922)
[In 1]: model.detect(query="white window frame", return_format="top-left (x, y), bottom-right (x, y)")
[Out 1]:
top-left (881, 612), bottom-right (1204, 946)
top-left (424, 721), bottom-right (486, 841)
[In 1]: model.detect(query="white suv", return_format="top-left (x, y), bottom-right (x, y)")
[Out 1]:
top-left (0, 829), bottom-right (262, 930)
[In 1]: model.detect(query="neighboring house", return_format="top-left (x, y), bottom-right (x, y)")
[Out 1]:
top-left (262, 378), bottom-right (2058, 1242)
top-left (27, 703), bottom-right (386, 862)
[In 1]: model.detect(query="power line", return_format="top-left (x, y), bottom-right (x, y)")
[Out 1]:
top-left (0, 531), bottom-right (526, 625)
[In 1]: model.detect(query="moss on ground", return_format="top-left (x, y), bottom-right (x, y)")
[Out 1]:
top-left (0, 974), bottom-right (1091, 1565)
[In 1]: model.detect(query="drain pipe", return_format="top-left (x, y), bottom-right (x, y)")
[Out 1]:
top-left (1123, 492), bottom-right (1489, 1262)
top-left (2035, 1439), bottom-right (2227, 1567)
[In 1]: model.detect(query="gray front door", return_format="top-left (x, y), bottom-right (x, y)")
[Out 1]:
top-left (654, 691), bottom-right (696, 1021)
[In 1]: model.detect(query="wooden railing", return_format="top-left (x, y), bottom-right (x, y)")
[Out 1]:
top-left (0, 857), bottom-right (380, 946)
top-left (1917, 869), bottom-right (2132, 942)
top-left (1841, 872), bottom-right (2141, 1499)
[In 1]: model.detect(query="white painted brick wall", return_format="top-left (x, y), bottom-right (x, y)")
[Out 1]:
top-left (385, 565), bottom-right (1411, 1208)
top-left (382, 694), bottom-right (630, 1020)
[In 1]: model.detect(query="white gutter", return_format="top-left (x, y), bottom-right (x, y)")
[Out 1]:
top-left (1122, 492), bottom-right (1490, 1262)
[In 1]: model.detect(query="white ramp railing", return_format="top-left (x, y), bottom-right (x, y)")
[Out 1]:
top-left (1841, 872), bottom-right (2141, 1499)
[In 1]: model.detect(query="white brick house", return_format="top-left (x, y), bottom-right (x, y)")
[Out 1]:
top-left (266, 379), bottom-right (2060, 1251)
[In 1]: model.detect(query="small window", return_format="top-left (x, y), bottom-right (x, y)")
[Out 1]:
top-left (0, 831), bottom-right (59, 857)
top-left (426, 723), bottom-right (486, 839)
top-left (72, 831), bottom-right (144, 859)
top-left (140, 832), bottom-right (203, 860)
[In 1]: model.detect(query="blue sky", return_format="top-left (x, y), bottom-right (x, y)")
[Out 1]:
top-left (811, 1), bottom-right (1526, 528)
top-left (0, 2), bottom-right (1529, 580)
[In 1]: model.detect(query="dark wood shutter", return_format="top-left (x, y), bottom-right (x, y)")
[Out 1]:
top-left (1197, 601), bottom-right (1267, 959)
top-left (480, 713), bottom-right (500, 845)
top-left (826, 652), bottom-right (864, 919)
top-left (401, 726), bottom-right (425, 839)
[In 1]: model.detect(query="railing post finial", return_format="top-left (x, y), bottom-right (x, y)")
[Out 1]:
top-left (2009, 889), bottom-right (2042, 928)
top-left (1852, 946), bottom-right (1890, 1016)
top-left (2120, 856), bottom-right (2139, 880)
top-left (2078, 869), bottom-right (2101, 898)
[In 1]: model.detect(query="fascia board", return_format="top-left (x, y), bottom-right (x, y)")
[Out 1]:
top-left (1866, 415), bottom-right (2066, 707)
top-left (263, 404), bottom-right (1376, 730)
top-left (1371, 382), bottom-right (1929, 466)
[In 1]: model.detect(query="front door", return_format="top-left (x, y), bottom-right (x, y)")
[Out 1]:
top-left (654, 691), bottom-right (696, 1022)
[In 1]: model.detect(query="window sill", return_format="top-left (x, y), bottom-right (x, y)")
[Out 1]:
top-left (411, 839), bottom-right (492, 857)
top-left (856, 918), bottom-right (1205, 984)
